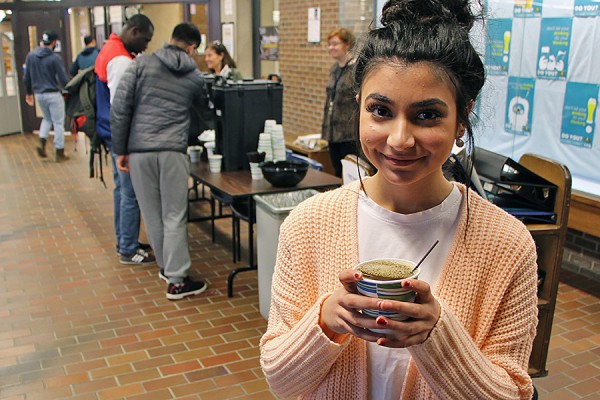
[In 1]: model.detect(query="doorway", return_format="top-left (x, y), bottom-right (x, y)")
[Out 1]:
top-left (13, 8), bottom-right (70, 133)
top-left (0, 31), bottom-right (21, 135)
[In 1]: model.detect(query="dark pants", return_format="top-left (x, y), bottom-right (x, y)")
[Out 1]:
top-left (329, 141), bottom-right (357, 177)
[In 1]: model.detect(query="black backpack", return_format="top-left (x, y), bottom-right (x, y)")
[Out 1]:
top-left (63, 66), bottom-right (107, 187)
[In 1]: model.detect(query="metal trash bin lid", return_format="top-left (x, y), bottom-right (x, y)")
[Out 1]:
top-left (253, 189), bottom-right (319, 214)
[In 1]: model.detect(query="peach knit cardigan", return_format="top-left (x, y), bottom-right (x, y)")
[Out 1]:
top-left (260, 182), bottom-right (538, 399)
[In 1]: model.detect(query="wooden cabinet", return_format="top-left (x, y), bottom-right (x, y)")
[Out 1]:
top-left (518, 153), bottom-right (572, 377)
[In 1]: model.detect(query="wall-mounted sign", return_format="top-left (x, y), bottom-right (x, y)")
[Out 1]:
top-left (514, 0), bottom-right (543, 18)
top-left (536, 18), bottom-right (572, 81)
top-left (574, 0), bottom-right (600, 17)
top-left (561, 82), bottom-right (599, 149)
top-left (485, 19), bottom-right (513, 76)
top-left (259, 26), bottom-right (279, 61)
top-left (505, 77), bottom-right (536, 136)
top-left (222, 22), bottom-right (235, 59)
top-left (308, 7), bottom-right (320, 44)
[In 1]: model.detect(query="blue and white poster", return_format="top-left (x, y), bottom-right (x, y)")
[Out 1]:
top-left (573, 0), bottom-right (600, 17)
top-left (485, 19), bottom-right (513, 76)
top-left (561, 82), bottom-right (599, 149)
top-left (537, 18), bottom-right (572, 81)
top-left (505, 77), bottom-right (536, 135)
top-left (514, 0), bottom-right (543, 18)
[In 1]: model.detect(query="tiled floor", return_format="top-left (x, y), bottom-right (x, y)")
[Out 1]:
top-left (0, 133), bottom-right (598, 399)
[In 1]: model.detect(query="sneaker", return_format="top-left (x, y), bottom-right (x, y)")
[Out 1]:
top-left (139, 242), bottom-right (152, 251)
top-left (117, 242), bottom-right (153, 256)
top-left (119, 248), bottom-right (156, 265)
top-left (166, 279), bottom-right (208, 300)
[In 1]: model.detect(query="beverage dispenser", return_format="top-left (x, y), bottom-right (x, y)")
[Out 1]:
top-left (211, 76), bottom-right (283, 171)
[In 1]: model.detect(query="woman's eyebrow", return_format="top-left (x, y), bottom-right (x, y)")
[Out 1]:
top-left (411, 98), bottom-right (448, 109)
top-left (365, 94), bottom-right (449, 110)
top-left (365, 93), bottom-right (393, 104)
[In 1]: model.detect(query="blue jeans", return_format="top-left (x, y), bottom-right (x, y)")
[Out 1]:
top-left (111, 153), bottom-right (141, 255)
top-left (36, 92), bottom-right (65, 149)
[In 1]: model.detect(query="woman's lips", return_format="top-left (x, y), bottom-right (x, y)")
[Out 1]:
top-left (382, 153), bottom-right (420, 167)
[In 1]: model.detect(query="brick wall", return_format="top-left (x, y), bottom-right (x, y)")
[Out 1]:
top-left (563, 229), bottom-right (600, 282)
top-left (278, 0), bottom-right (371, 136)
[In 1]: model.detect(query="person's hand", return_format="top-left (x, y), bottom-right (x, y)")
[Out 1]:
top-left (319, 269), bottom-right (388, 343)
top-left (25, 95), bottom-right (34, 106)
top-left (373, 279), bottom-right (441, 348)
top-left (116, 155), bottom-right (130, 172)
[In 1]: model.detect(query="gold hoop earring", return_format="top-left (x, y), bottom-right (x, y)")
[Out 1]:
top-left (455, 137), bottom-right (465, 147)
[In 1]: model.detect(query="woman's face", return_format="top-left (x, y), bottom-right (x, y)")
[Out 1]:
top-left (205, 48), bottom-right (224, 71)
top-left (328, 36), bottom-right (350, 62)
top-left (358, 62), bottom-right (461, 189)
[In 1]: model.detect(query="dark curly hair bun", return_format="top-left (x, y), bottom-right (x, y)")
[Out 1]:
top-left (381, 0), bottom-right (476, 31)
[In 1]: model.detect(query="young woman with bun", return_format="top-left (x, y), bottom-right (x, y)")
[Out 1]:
top-left (260, 1), bottom-right (538, 399)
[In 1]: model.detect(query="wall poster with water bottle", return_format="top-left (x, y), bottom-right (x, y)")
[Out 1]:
top-left (473, 0), bottom-right (600, 195)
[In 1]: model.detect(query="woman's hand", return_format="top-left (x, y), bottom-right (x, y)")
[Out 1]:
top-left (374, 279), bottom-right (441, 348)
top-left (319, 270), bottom-right (441, 347)
top-left (319, 269), bottom-right (388, 342)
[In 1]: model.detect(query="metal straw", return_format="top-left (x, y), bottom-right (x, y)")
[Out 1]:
top-left (411, 240), bottom-right (440, 274)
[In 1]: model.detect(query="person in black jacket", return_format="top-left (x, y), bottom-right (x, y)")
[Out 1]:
top-left (24, 30), bottom-right (70, 161)
top-left (322, 28), bottom-right (358, 177)
top-left (111, 23), bottom-right (212, 300)
top-left (69, 35), bottom-right (99, 77)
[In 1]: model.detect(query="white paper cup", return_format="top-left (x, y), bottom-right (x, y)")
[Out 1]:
top-left (208, 154), bottom-right (223, 173)
top-left (188, 147), bottom-right (202, 163)
top-left (354, 258), bottom-right (420, 333)
top-left (249, 162), bottom-right (263, 180)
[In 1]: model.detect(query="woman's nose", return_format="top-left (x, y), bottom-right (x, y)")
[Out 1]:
top-left (387, 120), bottom-right (415, 150)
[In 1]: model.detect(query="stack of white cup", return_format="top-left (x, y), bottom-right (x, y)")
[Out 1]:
top-left (249, 162), bottom-right (263, 180)
top-left (271, 124), bottom-right (286, 161)
top-left (264, 119), bottom-right (277, 134)
top-left (208, 154), bottom-right (223, 173)
top-left (257, 133), bottom-right (273, 162)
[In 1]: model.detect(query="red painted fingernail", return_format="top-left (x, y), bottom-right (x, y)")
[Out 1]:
top-left (376, 316), bottom-right (387, 326)
top-left (403, 280), bottom-right (411, 288)
top-left (355, 273), bottom-right (360, 279)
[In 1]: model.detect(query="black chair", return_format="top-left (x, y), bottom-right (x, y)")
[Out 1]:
top-left (209, 188), bottom-right (232, 244)
top-left (230, 198), bottom-right (255, 263)
top-left (187, 179), bottom-right (211, 222)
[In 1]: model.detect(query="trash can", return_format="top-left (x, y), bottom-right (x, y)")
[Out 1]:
top-left (254, 189), bottom-right (319, 320)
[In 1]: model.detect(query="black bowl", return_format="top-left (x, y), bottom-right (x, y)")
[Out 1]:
top-left (260, 160), bottom-right (309, 187)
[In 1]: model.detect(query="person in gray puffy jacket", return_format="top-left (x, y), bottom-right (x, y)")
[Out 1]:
top-left (110, 22), bottom-right (213, 300)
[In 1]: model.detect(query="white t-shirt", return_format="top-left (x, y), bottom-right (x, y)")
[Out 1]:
top-left (358, 184), bottom-right (463, 400)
